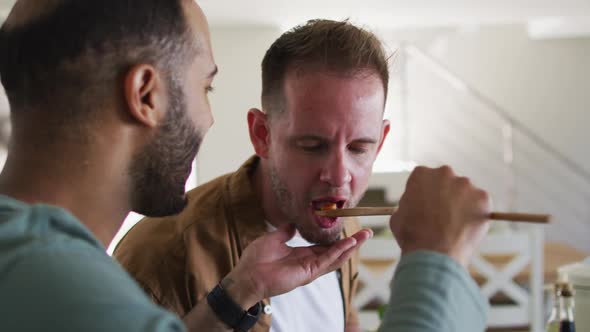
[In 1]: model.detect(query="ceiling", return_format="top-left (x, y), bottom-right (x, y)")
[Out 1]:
top-left (1, 0), bottom-right (590, 30)
top-left (197, 0), bottom-right (590, 30)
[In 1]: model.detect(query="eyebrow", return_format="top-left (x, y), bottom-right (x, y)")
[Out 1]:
top-left (352, 138), bottom-right (378, 144)
top-left (207, 65), bottom-right (218, 79)
top-left (292, 135), bottom-right (378, 144)
top-left (293, 135), bottom-right (325, 141)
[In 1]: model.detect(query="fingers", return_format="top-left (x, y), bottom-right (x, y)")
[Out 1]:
top-left (475, 189), bottom-right (491, 220)
top-left (349, 228), bottom-right (372, 246)
top-left (487, 195), bottom-right (494, 212)
top-left (389, 208), bottom-right (400, 233)
top-left (310, 236), bottom-right (357, 275)
top-left (331, 243), bottom-right (362, 269)
top-left (308, 229), bottom-right (373, 277)
top-left (438, 165), bottom-right (455, 177)
top-left (454, 175), bottom-right (490, 222)
top-left (323, 230), bottom-right (373, 272)
top-left (395, 164), bottom-right (493, 266)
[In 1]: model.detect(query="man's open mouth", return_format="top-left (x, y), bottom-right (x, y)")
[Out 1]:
top-left (311, 199), bottom-right (345, 212)
top-left (310, 199), bottom-right (345, 229)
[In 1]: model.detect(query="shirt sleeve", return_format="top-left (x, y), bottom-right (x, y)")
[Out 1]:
top-left (0, 247), bottom-right (186, 332)
top-left (378, 251), bottom-right (488, 332)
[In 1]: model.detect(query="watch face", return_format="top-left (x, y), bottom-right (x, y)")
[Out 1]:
top-left (263, 304), bottom-right (272, 315)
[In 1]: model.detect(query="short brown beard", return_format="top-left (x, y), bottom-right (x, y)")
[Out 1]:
top-left (268, 163), bottom-right (343, 245)
top-left (128, 74), bottom-right (201, 217)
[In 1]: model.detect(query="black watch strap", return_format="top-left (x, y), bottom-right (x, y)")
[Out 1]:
top-left (206, 283), bottom-right (261, 332)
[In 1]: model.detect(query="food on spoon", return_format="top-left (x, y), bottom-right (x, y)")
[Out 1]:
top-left (319, 202), bottom-right (338, 211)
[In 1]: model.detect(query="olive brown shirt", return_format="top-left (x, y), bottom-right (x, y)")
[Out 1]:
top-left (114, 156), bottom-right (361, 331)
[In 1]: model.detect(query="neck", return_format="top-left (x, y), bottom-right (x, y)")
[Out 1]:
top-left (252, 158), bottom-right (288, 229)
top-left (0, 139), bottom-right (131, 248)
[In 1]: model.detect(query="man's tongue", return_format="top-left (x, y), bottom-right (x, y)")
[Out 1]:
top-left (316, 215), bottom-right (338, 229)
top-left (312, 199), bottom-right (343, 229)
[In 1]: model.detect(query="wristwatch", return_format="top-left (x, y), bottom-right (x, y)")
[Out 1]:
top-left (206, 283), bottom-right (262, 332)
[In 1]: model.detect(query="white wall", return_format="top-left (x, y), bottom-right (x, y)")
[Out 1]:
top-left (385, 24), bottom-right (590, 172)
top-left (196, 25), bottom-right (282, 184)
top-left (378, 25), bottom-right (590, 251)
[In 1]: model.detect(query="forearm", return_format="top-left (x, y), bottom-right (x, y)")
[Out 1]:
top-left (378, 251), bottom-right (488, 332)
top-left (182, 300), bottom-right (232, 332)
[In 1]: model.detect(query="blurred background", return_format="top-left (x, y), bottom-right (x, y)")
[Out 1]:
top-left (1, 1), bottom-right (589, 331)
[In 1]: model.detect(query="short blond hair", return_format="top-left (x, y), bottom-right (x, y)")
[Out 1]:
top-left (261, 19), bottom-right (390, 115)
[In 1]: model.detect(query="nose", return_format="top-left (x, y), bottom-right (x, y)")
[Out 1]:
top-left (207, 113), bottom-right (214, 129)
top-left (319, 149), bottom-right (352, 187)
top-left (197, 109), bottom-right (214, 135)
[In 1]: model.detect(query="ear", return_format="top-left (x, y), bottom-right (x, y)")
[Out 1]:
top-left (376, 119), bottom-right (391, 155)
top-left (247, 108), bottom-right (271, 159)
top-left (123, 64), bottom-right (165, 128)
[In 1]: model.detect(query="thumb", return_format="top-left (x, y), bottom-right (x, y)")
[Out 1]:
top-left (389, 208), bottom-right (400, 234)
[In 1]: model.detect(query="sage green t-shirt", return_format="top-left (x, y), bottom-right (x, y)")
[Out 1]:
top-left (0, 195), bottom-right (185, 332)
top-left (379, 251), bottom-right (488, 332)
top-left (0, 194), bottom-right (486, 332)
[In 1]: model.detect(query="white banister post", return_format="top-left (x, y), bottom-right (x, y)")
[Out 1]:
top-left (530, 225), bottom-right (545, 332)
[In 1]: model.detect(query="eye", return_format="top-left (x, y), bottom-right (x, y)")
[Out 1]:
top-left (348, 144), bottom-right (369, 155)
top-left (300, 144), bottom-right (324, 152)
top-left (206, 85), bottom-right (215, 93)
top-left (297, 140), bottom-right (329, 153)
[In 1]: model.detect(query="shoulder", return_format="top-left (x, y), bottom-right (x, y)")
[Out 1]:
top-left (0, 241), bottom-right (183, 332)
top-left (0, 201), bottom-right (105, 271)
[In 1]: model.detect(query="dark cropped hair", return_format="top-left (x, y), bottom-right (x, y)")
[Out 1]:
top-left (0, 0), bottom-right (197, 119)
top-left (261, 19), bottom-right (390, 115)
